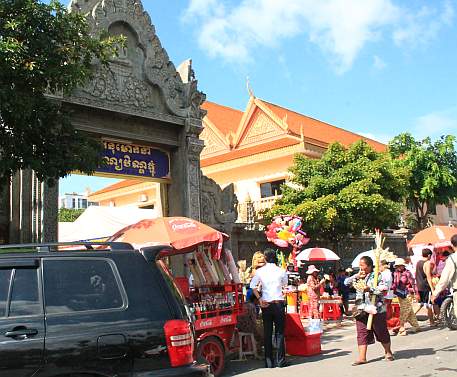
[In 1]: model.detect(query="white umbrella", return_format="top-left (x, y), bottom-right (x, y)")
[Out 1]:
top-left (351, 250), bottom-right (377, 268)
top-left (296, 247), bottom-right (340, 262)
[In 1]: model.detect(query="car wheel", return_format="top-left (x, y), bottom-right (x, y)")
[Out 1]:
top-left (197, 336), bottom-right (226, 377)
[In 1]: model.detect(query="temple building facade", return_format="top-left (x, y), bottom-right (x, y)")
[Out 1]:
top-left (199, 94), bottom-right (386, 222)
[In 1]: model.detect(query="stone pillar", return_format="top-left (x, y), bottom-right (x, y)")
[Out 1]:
top-left (168, 139), bottom-right (188, 218)
top-left (42, 181), bottom-right (58, 242)
top-left (20, 169), bottom-right (33, 243)
top-left (167, 118), bottom-right (204, 277)
top-left (9, 172), bottom-right (21, 243)
top-left (0, 181), bottom-right (9, 244)
top-left (186, 143), bottom-right (204, 221)
top-left (167, 117), bottom-right (204, 220)
top-left (159, 183), bottom-right (169, 217)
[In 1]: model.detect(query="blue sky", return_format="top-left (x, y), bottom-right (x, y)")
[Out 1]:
top-left (60, 0), bottom-right (457, 195)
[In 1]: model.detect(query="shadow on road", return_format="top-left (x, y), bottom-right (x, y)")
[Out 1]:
top-left (224, 348), bottom-right (351, 376)
top-left (392, 347), bottom-right (436, 360)
top-left (322, 334), bottom-right (345, 343)
top-left (435, 367), bottom-right (457, 373)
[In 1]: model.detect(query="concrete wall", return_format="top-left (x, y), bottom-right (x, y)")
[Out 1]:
top-left (434, 202), bottom-right (457, 226)
top-left (230, 224), bottom-right (409, 268)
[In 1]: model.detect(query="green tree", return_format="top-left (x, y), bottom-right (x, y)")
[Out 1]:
top-left (264, 140), bottom-right (409, 246)
top-left (389, 133), bottom-right (457, 230)
top-left (58, 207), bottom-right (84, 222)
top-left (0, 0), bottom-right (122, 184)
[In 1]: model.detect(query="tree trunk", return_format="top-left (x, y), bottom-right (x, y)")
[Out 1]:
top-left (414, 200), bottom-right (429, 230)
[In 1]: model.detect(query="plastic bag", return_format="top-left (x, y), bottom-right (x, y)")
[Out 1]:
top-left (306, 318), bottom-right (323, 334)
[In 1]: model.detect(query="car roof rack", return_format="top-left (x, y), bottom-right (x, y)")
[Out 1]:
top-left (0, 242), bottom-right (135, 253)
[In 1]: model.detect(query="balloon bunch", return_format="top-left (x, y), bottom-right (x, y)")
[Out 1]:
top-left (265, 215), bottom-right (310, 249)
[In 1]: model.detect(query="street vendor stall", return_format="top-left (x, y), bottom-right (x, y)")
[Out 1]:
top-left (264, 215), bottom-right (323, 357)
top-left (110, 217), bottom-right (244, 377)
top-left (296, 248), bottom-right (341, 321)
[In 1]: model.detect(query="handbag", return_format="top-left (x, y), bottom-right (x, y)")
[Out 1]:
top-left (352, 306), bottom-right (368, 320)
top-left (394, 288), bottom-right (408, 299)
top-left (352, 297), bottom-right (368, 320)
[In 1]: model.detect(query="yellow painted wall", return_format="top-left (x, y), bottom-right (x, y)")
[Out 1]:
top-left (91, 183), bottom-right (163, 215)
top-left (203, 155), bottom-right (293, 203)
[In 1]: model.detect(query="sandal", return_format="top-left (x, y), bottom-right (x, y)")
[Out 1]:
top-left (385, 355), bottom-right (395, 361)
top-left (398, 329), bottom-right (407, 336)
top-left (352, 361), bottom-right (367, 366)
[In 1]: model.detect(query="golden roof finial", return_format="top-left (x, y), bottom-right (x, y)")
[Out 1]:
top-left (246, 76), bottom-right (254, 98)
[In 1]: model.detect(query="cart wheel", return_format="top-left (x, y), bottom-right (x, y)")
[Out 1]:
top-left (197, 337), bottom-right (225, 377)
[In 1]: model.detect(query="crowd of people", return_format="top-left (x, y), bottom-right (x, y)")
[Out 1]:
top-left (236, 234), bottom-right (457, 367)
top-left (346, 234), bottom-right (457, 365)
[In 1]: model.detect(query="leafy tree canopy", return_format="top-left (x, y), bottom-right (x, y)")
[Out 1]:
top-left (265, 140), bottom-right (409, 244)
top-left (0, 0), bottom-right (122, 184)
top-left (58, 207), bottom-right (84, 222)
top-left (389, 133), bottom-right (457, 230)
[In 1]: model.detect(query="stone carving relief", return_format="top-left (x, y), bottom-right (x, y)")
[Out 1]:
top-left (82, 64), bottom-right (157, 110)
top-left (68, 0), bottom-right (206, 120)
top-left (240, 111), bottom-right (284, 146)
top-left (200, 175), bottom-right (238, 233)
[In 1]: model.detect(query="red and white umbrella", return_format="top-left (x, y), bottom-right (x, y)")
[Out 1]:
top-left (296, 247), bottom-right (340, 261)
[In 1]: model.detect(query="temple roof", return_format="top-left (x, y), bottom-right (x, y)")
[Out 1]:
top-left (201, 96), bottom-right (386, 166)
top-left (260, 99), bottom-right (385, 152)
top-left (89, 179), bottom-right (139, 197)
top-left (200, 138), bottom-right (299, 167)
top-left (201, 101), bottom-right (243, 137)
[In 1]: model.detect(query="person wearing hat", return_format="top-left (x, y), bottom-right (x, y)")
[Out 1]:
top-left (392, 257), bottom-right (420, 335)
top-left (306, 265), bottom-right (325, 319)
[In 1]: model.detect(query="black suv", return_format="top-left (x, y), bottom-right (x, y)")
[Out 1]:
top-left (0, 242), bottom-right (210, 377)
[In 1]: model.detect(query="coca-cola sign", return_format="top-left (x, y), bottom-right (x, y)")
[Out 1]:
top-left (168, 219), bottom-right (198, 233)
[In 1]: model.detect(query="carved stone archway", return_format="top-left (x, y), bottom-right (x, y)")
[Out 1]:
top-left (7, 0), bottom-right (206, 243)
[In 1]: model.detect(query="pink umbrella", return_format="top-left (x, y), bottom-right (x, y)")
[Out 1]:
top-left (296, 247), bottom-right (340, 261)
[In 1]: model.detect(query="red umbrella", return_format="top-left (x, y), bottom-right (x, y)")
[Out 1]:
top-left (109, 217), bottom-right (226, 256)
top-left (296, 247), bottom-right (340, 261)
top-left (409, 226), bottom-right (457, 249)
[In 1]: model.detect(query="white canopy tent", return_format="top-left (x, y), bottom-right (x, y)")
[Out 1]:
top-left (58, 206), bottom-right (157, 242)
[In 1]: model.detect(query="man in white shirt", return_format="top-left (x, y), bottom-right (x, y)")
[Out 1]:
top-left (250, 249), bottom-right (288, 368)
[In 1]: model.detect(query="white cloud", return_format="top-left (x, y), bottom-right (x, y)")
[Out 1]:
top-left (183, 0), bottom-right (224, 18)
top-left (185, 0), bottom-right (400, 73)
top-left (373, 55), bottom-right (387, 70)
top-left (393, 0), bottom-right (455, 47)
top-left (184, 0), bottom-right (454, 73)
top-left (413, 107), bottom-right (457, 140)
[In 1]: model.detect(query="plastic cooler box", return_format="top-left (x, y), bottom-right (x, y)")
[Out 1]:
top-left (284, 313), bottom-right (321, 356)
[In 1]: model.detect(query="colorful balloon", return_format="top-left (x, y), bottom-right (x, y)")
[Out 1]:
top-left (273, 238), bottom-right (289, 248)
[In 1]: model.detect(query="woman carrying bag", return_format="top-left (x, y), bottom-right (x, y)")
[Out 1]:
top-left (392, 258), bottom-right (420, 336)
top-left (345, 256), bottom-right (393, 366)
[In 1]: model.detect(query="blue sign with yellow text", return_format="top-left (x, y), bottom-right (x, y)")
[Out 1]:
top-left (96, 141), bottom-right (170, 181)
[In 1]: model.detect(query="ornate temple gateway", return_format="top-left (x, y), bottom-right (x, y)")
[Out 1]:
top-left (6, 0), bottom-right (209, 243)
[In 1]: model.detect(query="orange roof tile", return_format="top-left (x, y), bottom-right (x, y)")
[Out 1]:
top-left (202, 101), bottom-right (243, 136)
top-left (259, 99), bottom-right (386, 152)
top-left (89, 179), bottom-right (138, 197)
top-left (201, 137), bottom-right (300, 167)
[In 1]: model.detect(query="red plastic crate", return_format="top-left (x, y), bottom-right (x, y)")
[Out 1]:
top-left (286, 333), bottom-right (321, 356)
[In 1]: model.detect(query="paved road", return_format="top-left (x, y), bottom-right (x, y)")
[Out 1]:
top-left (224, 320), bottom-right (457, 377)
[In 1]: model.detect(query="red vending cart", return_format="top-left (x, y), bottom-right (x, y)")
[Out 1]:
top-left (110, 217), bottom-right (244, 377)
